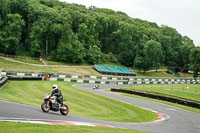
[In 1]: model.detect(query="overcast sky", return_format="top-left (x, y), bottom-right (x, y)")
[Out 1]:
top-left (60, 0), bottom-right (199, 46)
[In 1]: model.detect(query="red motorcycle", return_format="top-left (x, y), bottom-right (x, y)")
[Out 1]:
top-left (41, 94), bottom-right (69, 115)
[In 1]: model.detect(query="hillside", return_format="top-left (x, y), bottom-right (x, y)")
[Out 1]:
top-left (0, 0), bottom-right (196, 72)
top-left (0, 56), bottom-right (194, 78)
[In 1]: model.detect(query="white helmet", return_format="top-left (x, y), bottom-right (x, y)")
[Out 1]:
top-left (52, 84), bottom-right (58, 90)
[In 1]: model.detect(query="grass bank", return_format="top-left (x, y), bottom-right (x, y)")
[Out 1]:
top-left (121, 84), bottom-right (200, 102)
top-left (14, 58), bottom-right (44, 65)
top-left (135, 71), bottom-right (173, 77)
top-left (107, 90), bottom-right (200, 114)
top-left (0, 58), bottom-right (99, 75)
top-left (0, 81), bottom-right (157, 123)
top-left (0, 122), bottom-right (151, 133)
top-left (0, 56), bottom-right (194, 77)
top-left (108, 84), bottom-right (200, 114)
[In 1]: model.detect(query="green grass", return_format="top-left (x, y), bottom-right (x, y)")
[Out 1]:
top-left (14, 58), bottom-right (44, 65)
top-left (0, 58), bottom-right (48, 72)
top-left (176, 72), bottom-right (194, 77)
top-left (122, 84), bottom-right (200, 102)
top-left (0, 58), bottom-right (99, 75)
top-left (0, 81), bottom-right (157, 123)
top-left (0, 122), bottom-right (151, 133)
top-left (0, 57), bottom-right (195, 77)
top-left (107, 90), bottom-right (200, 114)
top-left (135, 71), bottom-right (173, 77)
top-left (135, 71), bottom-right (194, 78)
top-left (49, 67), bottom-right (99, 75)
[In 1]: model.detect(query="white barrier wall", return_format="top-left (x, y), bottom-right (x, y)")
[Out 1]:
top-left (0, 69), bottom-right (1, 79)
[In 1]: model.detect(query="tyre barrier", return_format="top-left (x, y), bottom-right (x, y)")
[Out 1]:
top-left (111, 88), bottom-right (200, 109)
top-left (8, 77), bottom-right (42, 81)
top-left (0, 77), bottom-right (8, 88)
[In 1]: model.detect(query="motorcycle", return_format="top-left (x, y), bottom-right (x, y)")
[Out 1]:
top-left (41, 94), bottom-right (69, 115)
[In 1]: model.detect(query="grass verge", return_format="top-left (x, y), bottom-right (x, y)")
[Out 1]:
top-left (135, 71), bottom-right (193, 77)
top-left (122, 84), bottom-right (200, 102)
top-left (0, 58), bottom-right (47, 72)
top-left (0, 58), bottom-right (99, 75)
top-left (0, 81), bottom-right (157, 123)
top-left (106, 84), bottom-right (200, 114)
top-left (14, 58), bottom-right (44, 65)
top-left (135, 71), bottom-right (173, 77)
top-left (107, 90), bottom-right (200, 114)
top-left (0, 56), bottom-right (194, 77)
top-left (0, 122), bottom-right (151, 133)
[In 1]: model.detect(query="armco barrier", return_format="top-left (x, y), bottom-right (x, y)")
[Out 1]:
top-left (111, 88), bottom-right (200, 109)
top-left (0, 77), bottom-right (8, 88)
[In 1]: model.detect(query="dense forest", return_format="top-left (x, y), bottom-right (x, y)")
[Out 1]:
top-left (0, 0), bottom-right (199, 72)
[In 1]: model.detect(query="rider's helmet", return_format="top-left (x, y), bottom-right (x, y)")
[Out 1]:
top-left (52, 84), bottom-right (58, 91)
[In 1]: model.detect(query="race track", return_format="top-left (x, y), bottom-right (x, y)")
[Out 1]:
top-left (0, 84), bottom-right (200, 133)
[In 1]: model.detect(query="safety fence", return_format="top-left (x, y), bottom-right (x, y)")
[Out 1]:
top-left (49, 78), bottom-right (110, 84)
top-left (1, 71), bottom-right (199, 85)
top-left (1, 71), bottom-right (128, 81)
top-left (117, 79), bottom-right (199, 85)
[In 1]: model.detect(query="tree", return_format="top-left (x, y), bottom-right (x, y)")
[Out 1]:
top-left (179, 36), bottom-right (195, 68)
top-left (0, 0), bottom-right (9, 20)
top-left (134, 56), bottom-right (146, 72)
top-left (57, 33), bottom-right (85, 63)
top-left (189, 47), bottom-right (200, 80)
top-left (86, 45), bottom-right (102, 64)
top-left (144, 40), bottom-right (163, 71)
top-left (28, 3), bottom-right (72, 57)
top-left (0, 0), bottom-right (196, 68)
top-left (135, 40), bottom-right (163, 72)
top-left (119, 49), bottom-right (135, 67)
top-left (1, 13), bottom-right (25, 54)
top-left (159, 25), bottom-right (183, 66)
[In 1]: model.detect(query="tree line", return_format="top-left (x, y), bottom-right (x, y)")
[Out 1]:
top-left (0, 0), bottom-right (199, 74)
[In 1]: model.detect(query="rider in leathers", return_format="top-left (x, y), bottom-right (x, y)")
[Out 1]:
top-left (51, 84), bottom-right (64, 108)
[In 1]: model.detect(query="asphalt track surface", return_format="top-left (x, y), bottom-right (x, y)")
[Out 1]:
top-left (0, 84), bottom-right (200, 133)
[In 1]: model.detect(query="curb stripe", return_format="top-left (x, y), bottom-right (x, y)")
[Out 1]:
top-left (142, 108), bottom-right (168, 121)
top-left (0, 119), bottom-right (113, 127)
top-left (46, 121), bottom-right (75, 125)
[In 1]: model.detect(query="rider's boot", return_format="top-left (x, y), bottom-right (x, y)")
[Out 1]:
top-left (60, 103), bottom-right (66, 110)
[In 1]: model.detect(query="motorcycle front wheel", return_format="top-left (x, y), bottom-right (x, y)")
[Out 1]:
top-left (60, 105), bottom-right (69, 115)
